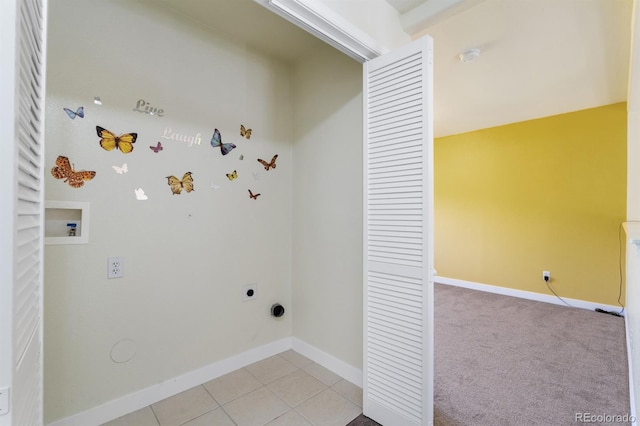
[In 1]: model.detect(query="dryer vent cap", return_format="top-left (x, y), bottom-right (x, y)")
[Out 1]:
top-left (271, 303), bottom-right (285, 318)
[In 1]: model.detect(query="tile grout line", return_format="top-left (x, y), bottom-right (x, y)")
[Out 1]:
top-left (193, 384), bottom-right (239, 426)
top-left (149, 404), bottom-right (161, 426)
top-left (105, 351), bottom-right (362, 426)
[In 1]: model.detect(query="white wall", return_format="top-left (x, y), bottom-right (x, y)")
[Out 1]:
top-left (627, 110), bottom-right (640, 419)
top-left (626, 222), bottom-right (640, 419)
top-left (627, 0), bottom-right (640, 418)
top-left (44, 1), bottom-right (293, 422)
top-left (291, 43), bottom-right (364, 370)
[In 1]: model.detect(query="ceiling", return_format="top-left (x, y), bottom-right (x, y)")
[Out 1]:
top-left (386, 0), bottom-right (429, 14)
top-left (151, 0), bottom-right (633, 137)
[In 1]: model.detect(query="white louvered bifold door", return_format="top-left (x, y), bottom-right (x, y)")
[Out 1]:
top-left (0, 0), bottom-right (47, 425)
top-left (363, 36), bottom-right (434, 426)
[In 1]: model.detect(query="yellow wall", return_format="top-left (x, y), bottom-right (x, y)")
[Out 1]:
top-left (435, 103), bottom-right (627, 305)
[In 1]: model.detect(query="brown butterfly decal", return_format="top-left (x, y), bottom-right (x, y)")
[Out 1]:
top-left (166, 172), bottom-right (194, 195)
top-left (257, 154), bottom-right (278, 171)
top-left (51, 156), bottom-right (96, 188)
top-left (248, 189), bottom-right (261, 200)
top-left (240, 124), bottom-right (252, 139)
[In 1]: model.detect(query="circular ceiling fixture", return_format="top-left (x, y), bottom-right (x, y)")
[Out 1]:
top-left (459, 48), bottom-right (481, 63)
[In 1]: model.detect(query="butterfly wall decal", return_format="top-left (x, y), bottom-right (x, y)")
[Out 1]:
top-left (149, 142), bottom-right (163, 153)
top-left (166, 172), bottom-right (194, 195)
top-left (248, 189), bottom-right (260, 200)
top-left (257, 154), bottom-right (278, 171)
top-left (51, 156), bottom-right (96, 188)
top-left (112, 163), bottom-right (128, 174)
top-left (63, 106), bottom-right (84, 119)
top-left (210, 129), bottom-right (236, 155)
top-left (226, 170), bottom-right (238, 181)
top-left (240, 124), bottom-right (252, 139)
top-left (134, 187), bottom-right (148, 200)
top-left (97, 126), bottom-right (137, 154)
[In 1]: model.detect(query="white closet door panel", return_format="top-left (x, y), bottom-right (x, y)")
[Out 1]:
top-left (1, 0), bottom-right (46, 425)
top-left (363, 35), bottom-right (434, 426)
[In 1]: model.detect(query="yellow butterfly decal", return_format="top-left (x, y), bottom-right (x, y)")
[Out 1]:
top-left (240, 124), bottom-right (252, 139)
top-left (96, 126), bottom-right (137, 154)
top-left (51, 156), bottom-right (96, 188)
top-left (166, 172), bottom-right (194, 195)
top-left (226, 170), bottom-right (238, 181)
top-left (257, 154), bottom-right (278, 171)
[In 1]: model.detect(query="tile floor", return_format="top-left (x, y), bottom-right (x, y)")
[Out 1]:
top-left (102, 350), bottom-right (363, 426)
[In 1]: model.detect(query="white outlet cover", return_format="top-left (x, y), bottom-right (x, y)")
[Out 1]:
top-left (243, 284), bottom-right (257, 301)
top-left (108, 256), bottom-right (124, 279)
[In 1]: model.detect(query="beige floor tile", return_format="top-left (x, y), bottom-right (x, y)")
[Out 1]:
top-left (182, 407), bottom-right (235, 426)
top-left (101, 406), bottom-right (159, 426)
top-left (277, 350), bottom-right (313, 368)
top-left (203, 368), bottom-right (263, 405)
top-left (223, 386), bottom-right (289, 426)
top-left (245, 355), bottom-right (298, 384)
top-left (296, 388), bottom-right (361, 426)
top-left (266, 410), bottom-right (313, 426)
top-left (331, 379), bottom-right (363, 407)
top-left (267, 369), bottom-right (327, 407)
top-left (151, 386), bottom-right (218, 426)
top-left (302, 362), bottom-right (342, 386)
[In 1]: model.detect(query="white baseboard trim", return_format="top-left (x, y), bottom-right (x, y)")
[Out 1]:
top-left (46, 337), bottom-right (363, 426)
top-left (625, 315), bottom-right (637, 421)
top-left (435, 276), bottom-right (625, 315)
top-left (291, 337), bottom-right (363, 388)
top-left (47, 338), bottom-right (292, 426)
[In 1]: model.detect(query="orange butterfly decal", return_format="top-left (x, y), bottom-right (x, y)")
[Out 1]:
top-left (51, 156), bottom-right (96, 188)
top-left (257, 154), bottom-right (278, 171)
top-left (96, 126), bottom-right (137, 154)
top-left (248, 189), bottom-right (261, 200)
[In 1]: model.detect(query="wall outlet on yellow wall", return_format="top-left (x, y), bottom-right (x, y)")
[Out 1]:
top-left (542, 271), bottom-right (551, 282)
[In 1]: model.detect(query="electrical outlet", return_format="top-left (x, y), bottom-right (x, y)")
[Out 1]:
top-left (108, 257), bottom-right (123, 279)
top-left (542, 270), bottom-right (551, 282)
top-left (243, 284), bottom-right (257, 301)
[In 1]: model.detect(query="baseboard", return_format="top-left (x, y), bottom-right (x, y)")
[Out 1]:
top-left (47, 337), bottom-right (292, 426)
top-left (291, 337), bottom-right (363, 388)
top-left (435, 276), bottom-right (625, 315)
top-left (625, 314), bottom-right (637, 421)
top-left (46, 336), bottom-right (363, 426)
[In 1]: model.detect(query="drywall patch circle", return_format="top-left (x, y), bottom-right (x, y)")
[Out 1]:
top-left (110, 338), bottom-right (137, 363)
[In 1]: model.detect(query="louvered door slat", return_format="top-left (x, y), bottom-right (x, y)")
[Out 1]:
top-left (370, 141), bottom-right (422, 155)
top-left (369, 99), bottom-right (422, 124)
top-left (363, 36), bottom-right (433, 426)
top-left (369, 108), bottom-right (422, 130)
top-left (368, 359), bottom-right (422, 392)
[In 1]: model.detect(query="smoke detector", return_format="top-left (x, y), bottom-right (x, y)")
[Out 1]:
top-left (459, 48), bottom-right (481, 63)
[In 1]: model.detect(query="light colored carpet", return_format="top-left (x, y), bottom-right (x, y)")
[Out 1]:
top-left (434, 283), bottom-right (630, 425)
